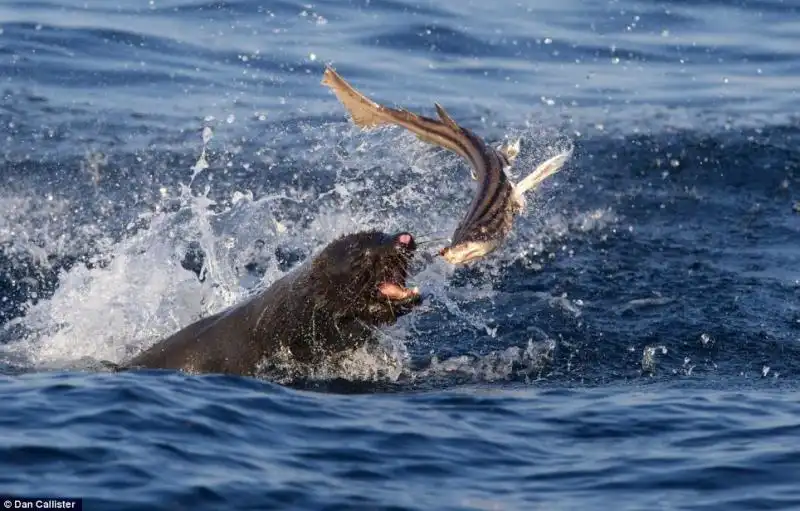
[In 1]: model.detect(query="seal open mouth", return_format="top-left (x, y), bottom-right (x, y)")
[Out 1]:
top-left (377, 232), bottom-right (420, 302)
top-left (378, 281), bottom-right (419, 301)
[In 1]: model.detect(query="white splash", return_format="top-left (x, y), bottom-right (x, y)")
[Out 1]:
top-left (0, 118), bottom-right (593, 383)
top-left (190, 126), bottom-right (214, 181)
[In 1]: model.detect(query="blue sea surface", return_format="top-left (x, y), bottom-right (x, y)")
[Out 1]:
top-left (1, 0), bottom-right (799, 509)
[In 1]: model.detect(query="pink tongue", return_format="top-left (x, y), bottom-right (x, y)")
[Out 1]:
top-left (378, 282), bottom-right (413, 300)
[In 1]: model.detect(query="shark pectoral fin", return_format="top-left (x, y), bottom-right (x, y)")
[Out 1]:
top-left (513, 146), bottom-right (574, 196)
top-left (498, 138), bottom-right (522, 163)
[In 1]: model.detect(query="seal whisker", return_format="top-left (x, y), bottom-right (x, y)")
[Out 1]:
top-left (414, 229), bottom-right (450, 240)
top-left (416, 237), bottom-right (450, 247)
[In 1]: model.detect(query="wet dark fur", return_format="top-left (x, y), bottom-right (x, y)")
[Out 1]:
top-left (123, 231), bottom-right (421, 377)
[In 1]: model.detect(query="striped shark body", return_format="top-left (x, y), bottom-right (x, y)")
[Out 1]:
top-left (321, 65), bottom-right (572, 265)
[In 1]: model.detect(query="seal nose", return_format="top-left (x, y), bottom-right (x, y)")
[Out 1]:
top-left (394, 232), bottom-right (416, 252)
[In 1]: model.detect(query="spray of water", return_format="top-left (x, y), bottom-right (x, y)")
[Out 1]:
top-left (0, 117), bottom-right (607, 384)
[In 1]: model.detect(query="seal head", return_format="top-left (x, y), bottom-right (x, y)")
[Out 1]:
top-left (311, 230), bottom-right (421, 326)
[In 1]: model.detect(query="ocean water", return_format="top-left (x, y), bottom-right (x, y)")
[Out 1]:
top-left (1, 0), bottom-right (799, 509)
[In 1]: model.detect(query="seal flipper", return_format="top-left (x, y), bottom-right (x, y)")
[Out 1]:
top-left (511, 146), bottom-right (574, 211)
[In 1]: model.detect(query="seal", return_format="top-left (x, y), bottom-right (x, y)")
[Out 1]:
top-left (124, 230), bottom-right (422, 377)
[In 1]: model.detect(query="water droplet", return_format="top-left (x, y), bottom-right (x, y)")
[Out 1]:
top-left (202, 126), bottom-right (213, 144)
